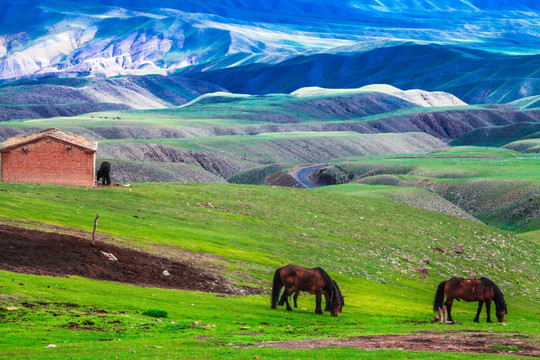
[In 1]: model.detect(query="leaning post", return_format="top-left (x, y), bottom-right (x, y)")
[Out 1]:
top-left (92, 213), bottom-right (99, 245)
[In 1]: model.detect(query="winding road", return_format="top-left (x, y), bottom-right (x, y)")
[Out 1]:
top-left (291, 164), bottom-right (327, 189)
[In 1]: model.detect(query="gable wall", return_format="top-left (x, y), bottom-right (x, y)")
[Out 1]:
top-left (1, 137), bottom-right (95, 187)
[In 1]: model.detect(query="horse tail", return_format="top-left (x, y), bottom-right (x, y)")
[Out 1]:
top-left (480, 277), bottom-right (506, 312)
top-left (271, 267), bottom-right (283, 309)
top-left (433, 280), bottom-right (447, 312)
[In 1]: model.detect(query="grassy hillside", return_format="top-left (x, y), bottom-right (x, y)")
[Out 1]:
top-left (1, 89), bottom-right (537, 144)
top-left (315, 184), bottom-right (479, 222)
top-left (105, 132), bottom-right (446, 164)
top-left (88, 132), bottom-right (446, 182)
top-left (450, 122), bottom-right (540, 148)
top-left (101, 159), bottom-right (225, 183)
top-left (503, 139), bottom-right (540, 153)
top-left (303, 147), bottom-right (540, 233)
top-left (0, 181), bottom-right (539, 359)
top-left (228, 163), bottom-right (294, 185)
top-left (520, 230), bottom-right (540, 245)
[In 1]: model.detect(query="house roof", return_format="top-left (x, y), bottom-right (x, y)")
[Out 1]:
top-left (1, 128), bottom-right (97, 151)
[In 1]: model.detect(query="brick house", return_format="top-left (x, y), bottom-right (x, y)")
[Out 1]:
top-left (1, 128), bottom-right (97, 187)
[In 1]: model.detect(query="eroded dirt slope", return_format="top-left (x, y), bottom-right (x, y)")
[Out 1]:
top-left (0, 224), bottom-right (231, 293)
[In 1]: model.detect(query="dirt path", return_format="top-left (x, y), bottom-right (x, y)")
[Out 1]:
top-left (291, 164), bottom-right (327, 188)
top-left (264, 331), bottom-right (539, 357)
top-left (0, 224), bottom-right (232, 293)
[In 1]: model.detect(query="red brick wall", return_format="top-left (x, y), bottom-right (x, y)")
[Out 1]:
top-left (1, 137), bottom-right (96, 187)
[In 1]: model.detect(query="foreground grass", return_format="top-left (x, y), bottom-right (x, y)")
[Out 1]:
top-left (0, 182), bottom-right (538, 358)
top-left (1, 271), bottom-right (538, 360)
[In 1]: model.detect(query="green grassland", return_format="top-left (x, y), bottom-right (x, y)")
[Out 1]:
top-left (520, 230), bottom-right (540, 245)
top-left (0, 182), bottom-right (539, 359)
top-left (304, 147), bottom-right (539, 233)
top-left (315, 184), bottom-right (479, 222)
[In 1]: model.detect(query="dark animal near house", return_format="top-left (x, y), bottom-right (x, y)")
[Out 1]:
top-left (433, 277), bottom-right (507, 323)
top-left (96, 161), bottom-right (111, 186)
top-left (271, 264), bottom-right (344, 316)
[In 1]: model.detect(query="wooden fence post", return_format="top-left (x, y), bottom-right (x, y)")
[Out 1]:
top-left (92, 213), bottom-right (99, 245)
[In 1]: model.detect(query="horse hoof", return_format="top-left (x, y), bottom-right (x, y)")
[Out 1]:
top-left (286, 308), bottom-right (293, 312)
top-left (473, 319), bottom-right (479, 323)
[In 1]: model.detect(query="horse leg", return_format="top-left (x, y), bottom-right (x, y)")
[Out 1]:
top-left (293, 290), bottom-right (300, 308)
top-left (315, 293), bottom-right (323, 315)
top-left (279, 288), bottom-right (294, 311)
top-left (277, 289), bottom-right (288, 306)
top-left (486, 300), bottom-right (493, 323)
top-left (284, 293), bottom-right (293, 312)
top-left (324, 293), bottom-right (330, 312)
top-left (474, 301), bottom-right (484, 323)
top-left (445, 298), bottom-right (454, 322)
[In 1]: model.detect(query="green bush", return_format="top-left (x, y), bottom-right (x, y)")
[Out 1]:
top-left (142, 309), bottom-right (168, 318)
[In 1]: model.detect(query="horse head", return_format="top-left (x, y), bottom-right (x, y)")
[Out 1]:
top-left (496, 303), bottom-right (507, 323)
top-left (329, 280), bottom-right (344, 317)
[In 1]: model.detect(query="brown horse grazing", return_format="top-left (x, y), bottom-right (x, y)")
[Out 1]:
top-left (271, 265), bottom-right (344, 316)
top-left (292, 279), bottom-right (339, 312)
top-left (433, 277), bottom-right (507, 323)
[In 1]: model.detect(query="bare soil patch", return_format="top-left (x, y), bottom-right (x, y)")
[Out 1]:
top-left (0, 224), bottom-right (231, 293)
top-left (264, 331), bottom-right (539, 357)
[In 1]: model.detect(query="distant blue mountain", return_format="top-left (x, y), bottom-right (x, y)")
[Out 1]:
top-left (0, 0), bottom-right (539, 82)
top-left (184, 43), bottom-right (540, 104)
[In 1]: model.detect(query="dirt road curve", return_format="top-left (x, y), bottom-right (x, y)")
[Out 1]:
top-left (291, 164), bottom-right (327, 188)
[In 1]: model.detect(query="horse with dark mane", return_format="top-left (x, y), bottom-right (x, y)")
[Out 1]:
top-left (433, 277), bottom-right (507, 323)
top-left (292, 279), bottom-right (340, 312)
top-left (96, 161), bottom-right (111, 186)
top-left (271, 264), bottom-right (344, 317)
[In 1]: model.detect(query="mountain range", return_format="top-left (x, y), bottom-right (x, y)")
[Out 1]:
top-left (0, 0), bottom-right (538, 151)
top-left (1, 0), bottom-right (539, 82)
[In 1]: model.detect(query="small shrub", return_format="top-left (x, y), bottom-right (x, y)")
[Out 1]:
top-left (142, 309), bottom-right (168, 318)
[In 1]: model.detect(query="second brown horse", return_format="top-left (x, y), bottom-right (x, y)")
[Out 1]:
top-left (433, 277), bottom-right (507, 323)
top-left (271, 264), bottom-right (344, 316)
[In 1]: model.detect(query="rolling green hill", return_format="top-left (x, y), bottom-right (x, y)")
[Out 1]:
top-left (307, 147), bottom-right (539, 233)
top-left (95, 132), bottom-right (446, 182)
top-left (503, 139), bottom-right (540, 153)
top-left (1, 88), bottom-right (537, 145)
top-left (450, 122), bottom-right (540, 148)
